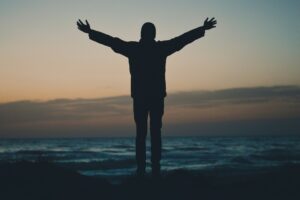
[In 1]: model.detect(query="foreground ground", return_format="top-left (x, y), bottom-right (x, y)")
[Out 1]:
top-left (0, 161), bottom-right (299, 200)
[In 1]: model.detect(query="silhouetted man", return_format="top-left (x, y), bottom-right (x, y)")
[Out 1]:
top-left (77, 18), bottom-right (217, 177)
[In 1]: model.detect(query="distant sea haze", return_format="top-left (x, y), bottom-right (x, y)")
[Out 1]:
top-left (0, 85), bottom-right (299, 137)
top-left (1, 136), bottom-right (299, 178)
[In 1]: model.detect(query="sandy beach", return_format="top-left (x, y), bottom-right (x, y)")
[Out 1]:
top-left (0, 161), bottom-right (299, 200)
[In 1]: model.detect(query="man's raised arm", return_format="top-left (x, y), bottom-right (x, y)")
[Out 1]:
top-left (162, 17), bottom-right (217, 56)
top-left (77, 19), bottom-right (131, 56)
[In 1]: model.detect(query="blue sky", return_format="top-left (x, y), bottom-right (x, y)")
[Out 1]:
top-left (0, 0), bottom-right (299, 137)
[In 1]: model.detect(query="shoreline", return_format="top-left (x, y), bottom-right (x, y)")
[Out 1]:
top-left (1, 161), bottom-right (299, 200)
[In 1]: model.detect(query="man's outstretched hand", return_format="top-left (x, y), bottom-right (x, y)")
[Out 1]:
top-left (203, 18), bottom-right (217, 30)
top-left (77, 19), bottom-right (91, 33)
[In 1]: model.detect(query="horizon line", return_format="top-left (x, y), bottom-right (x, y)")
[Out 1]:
top-left (1, 84), bottom-right (299, 105)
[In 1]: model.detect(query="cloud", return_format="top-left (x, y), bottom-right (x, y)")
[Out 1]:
top-left (0, 85), bottom-right (299, 137)
top-left (166, 85), bottom-right (300, 108)
top-left (0, 96), bottom-right (132, 124)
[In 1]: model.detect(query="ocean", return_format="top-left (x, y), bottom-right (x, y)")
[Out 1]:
top-left (1, 136), bottom-right (299, 178)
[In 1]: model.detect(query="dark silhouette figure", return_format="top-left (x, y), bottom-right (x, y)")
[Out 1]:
top-left (77, 18), bottom-right (217, 177)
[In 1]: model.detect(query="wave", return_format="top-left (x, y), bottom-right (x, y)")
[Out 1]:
top-left (1, 136), bottom-right (299, 177)
top-left (14, 150), bottom-right (107, 155)
top-left (111, 144), bottom-right (133, 149)
top-left (58, 159), bottom-right (136, 170)
top-left (230, 156), bottom-right (253, 164)
top-left (251, 148), bottom-right (300, 161)
top-left (0, 150), bottom-right (107, 163)
top-left (15, 150), bottom-right (65, 155)
top-left (174, 147), bottom-right (209, 151)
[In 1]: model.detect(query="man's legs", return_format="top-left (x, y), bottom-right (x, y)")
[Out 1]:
top-left (149, 98), bottom-right (164, 176)
top-left (133, 98), bottom-right (148, 176)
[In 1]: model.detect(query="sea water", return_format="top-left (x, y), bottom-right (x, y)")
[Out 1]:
top-left (0, 136), bottom-right (299, 178)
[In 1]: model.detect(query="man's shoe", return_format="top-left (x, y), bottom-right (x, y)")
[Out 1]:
top-left (151, 164), bottom-right (161, 178)
top-left (136, 168), bottom-right (146, 178)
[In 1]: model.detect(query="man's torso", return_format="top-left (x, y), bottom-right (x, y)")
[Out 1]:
top-left (126, 41), bottom-right (168, 98)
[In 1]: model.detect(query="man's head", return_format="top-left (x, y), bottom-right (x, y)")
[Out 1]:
top-left (140, 22), bottom-right (156, 41)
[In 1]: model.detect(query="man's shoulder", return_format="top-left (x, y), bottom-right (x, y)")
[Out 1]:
top-left (127, 41), bottom-right (139, 45)
top-left (156, 40), bottom-right (164, 44)
top-left (123, 41), bottom-right (139, 50)
top-left (156, 40), bottom-right (170, 48)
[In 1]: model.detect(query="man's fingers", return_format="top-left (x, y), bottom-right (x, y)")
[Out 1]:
top-left (79, 19), bottom-right (85, 26)
top-left (86, 20), bottom-right (90, 27)
top-left (209, 17), bottom-right (215, 22)
top-left (205, 17), bottom-right (208, 23)
top-left (77, 21), bottom-right (82, 27)
top-left (77, 22), bottom-right (84, 30)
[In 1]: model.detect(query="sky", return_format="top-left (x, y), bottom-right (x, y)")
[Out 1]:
top-left (0, 0), bottom-right (299, 137)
